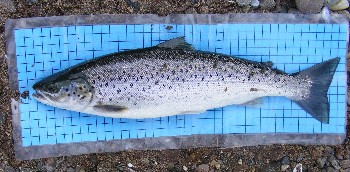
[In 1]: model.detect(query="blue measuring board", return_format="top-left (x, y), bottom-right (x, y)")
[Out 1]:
top-left (15, 24), bottom-right (347, 146)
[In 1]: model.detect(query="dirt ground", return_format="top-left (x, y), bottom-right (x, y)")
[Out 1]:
top-left (0, 0), bottom-right (349, 171)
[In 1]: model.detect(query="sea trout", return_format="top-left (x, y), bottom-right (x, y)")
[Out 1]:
top-left (32, 37), bottom-right (340, 123)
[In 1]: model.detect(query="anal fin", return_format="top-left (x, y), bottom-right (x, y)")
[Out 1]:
top-left (241, 98), bottom-right (264, 108)
top-left (93, 105), bottom-right (128, 113)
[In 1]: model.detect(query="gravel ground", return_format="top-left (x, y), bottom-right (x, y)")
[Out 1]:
top-left (0, 0), bottom-right (349, 171)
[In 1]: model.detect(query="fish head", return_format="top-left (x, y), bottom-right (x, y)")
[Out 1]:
top-left (32, 73), bottom-right (94, 111)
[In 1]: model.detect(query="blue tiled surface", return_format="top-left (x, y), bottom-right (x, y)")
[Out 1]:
top-left (15, 24), bottom-right (347, 146)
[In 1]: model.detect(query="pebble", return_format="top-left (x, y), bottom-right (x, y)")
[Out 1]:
top-left (183, 165), bottom-right (188, 171)
top-left (259, 0), bottom-right (275, 9)
top-left (293, 163), bottom-right (302, 172)
top-left (335, 147), bottom-right (345, 160)
top-left (327, 166), bottom-right (337, 172)
top-left (296, 154), bottom-right (304, 162)
top-left (295, 0), bottom-right (324, 13)
top-left (195, 164), bottom-right (209, 172)
top-left (317, 157), bottom-right (327, 168)
top-left (340, 160), bottom-right (350, 169)
top-left (236, 0), bottom-right (251, 6)
top-left (326, 0), bottom-right (350, 11)
top-left (127, 163), bottom-right (134, 168)
top-left (330, 157), bottom-right (341, 170)
top-left (281, 156), bottom-right (290, 165)
top-left (281, 164), bottom-right (289, 171)
top-left (238, 159), bottom-right (243, 165)
top-left (251, 0), bottom-right (259, 7)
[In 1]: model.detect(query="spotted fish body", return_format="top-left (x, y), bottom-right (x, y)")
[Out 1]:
top-left (32, 37), bottom-right (340, 123)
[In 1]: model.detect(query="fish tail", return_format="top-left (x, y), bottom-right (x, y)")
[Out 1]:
top-left (291, 57), bottom-right (340, 124)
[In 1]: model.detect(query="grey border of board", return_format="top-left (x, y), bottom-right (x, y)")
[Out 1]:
top-left (5, 13), bottom-right (348, 160)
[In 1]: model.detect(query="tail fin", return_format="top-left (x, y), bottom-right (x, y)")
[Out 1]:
top-left (291, 57), bottom-right (340, 124)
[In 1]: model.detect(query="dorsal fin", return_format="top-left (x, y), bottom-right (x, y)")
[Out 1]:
top-left (157, 36), bottom-right (195, 51)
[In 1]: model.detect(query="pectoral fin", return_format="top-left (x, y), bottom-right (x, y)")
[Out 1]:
top-left (93, 105), bottom-right (128, 113)
top-left (241, 98), bottom-right (264, 108)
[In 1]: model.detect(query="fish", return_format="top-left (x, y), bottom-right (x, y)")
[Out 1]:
top-left (32, 37), bottom-right (340, 124)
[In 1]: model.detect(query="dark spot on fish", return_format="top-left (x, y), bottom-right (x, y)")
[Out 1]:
top-left (162, 63), bottom-right (167, 70)
top-left (213, 61), bottom-right (218, 68)
top-left (97, 76), bottom-right (101, 80)
top-left (250, 88), bottom-right (258, 91)
top-left (201, 77), bottom-right (205, 81)
top-left (65, 88), bottom-right (69, 92)
top-left (169, 86), bottom-right (172, 89)
top-left (113, 85), bottom-right (116, 88)
top-left (167, 76), bottom-right (170, 80)
top-left (142, 87), bottom-right (146, 92)
top-left (78, 95), bottom-right (81, 97)
top-left (224, 87), bottom-right (228, 92)
top-left (155, 80), bottom-right (159, 85)
top-left (81, 95), bottom-right (86, 99)
top-left (130, 83), bottom-right (133, 87)
top-left (105, 82), bottom-right (108, 87)
top-left (117, 89), bottom-right (121, 93)
top-left (67, 94), bottom-right (71, 96)
top-left (79, 87), bottom-right (83, 90)
top-left (83, 85), bottom-right (86, 88)
top-left (123, 70), bottom-right (126, 74)
top-left (73, 92), bottom-right (76, 94)
top-left (109, 98), bottom-right (112, 101)
top-left (92, 80), bottom-right (95, 84)
top-left (182, 78), bottom-right (185, 82)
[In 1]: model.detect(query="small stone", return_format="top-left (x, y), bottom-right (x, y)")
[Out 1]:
top-left (198, 5), bottom-right (209, 13)
top-left (67, 168), bottom-right (74, 172)
top-left (340, 160), bottom-right (350, 169)
top-left (330, 158), bottom-right (341, 170)
top-left (195, 164), bottom-right (209, 172)
top-left (317, 157), bottom-right (327, 168)
top-left (295, 0), bottom-right (324, 13)
top-left (296, 155), bottom-right (304, 162)
top-left (293, 163), bottom-right (302, 172)
top-left (281, 156), bottom-right (290, 165)
top-left (259, 0), bottom-right (275, 9)
top-left (326, 0), bottom-right (350, 11)
top-left (335, 147), bottom-right (345, 160)
top-left (325, 147), bottom-right (335, 156)
top-left (327, 166), bottom-right (337, 172)
top-left (251, 0), bottom-right (259, 7)
top-left (281, 164), bottom-right (289, 171)
top-left (141, 158), bottom-right (150, 165)
top-left (183, 166), bottom-right (188, 171)
top-left (236, 0), bottom-right (251, 6)
top-left (238, 159), bottom-right (243, 165)
top-left (127, 163), bottom-right (133, 168)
